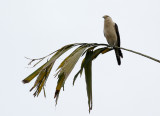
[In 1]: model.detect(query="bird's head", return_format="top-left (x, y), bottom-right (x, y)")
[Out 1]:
top-left (103, 15), bottom-right (113, 22)
top-left (102, 15), bottom-right (110, 19)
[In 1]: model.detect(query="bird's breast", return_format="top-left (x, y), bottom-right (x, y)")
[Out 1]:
top-left (104, 25), bottom-right (117, 46)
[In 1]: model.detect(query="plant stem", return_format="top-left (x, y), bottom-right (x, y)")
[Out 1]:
top-left (72, 43), bottom-right (160, 64)
top-left (116, 46), bottom-right (160, 63)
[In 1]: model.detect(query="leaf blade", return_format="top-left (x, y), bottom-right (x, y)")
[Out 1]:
top-left (54, 46), bottom-right (87, 102)
top-left (22, 64), bottom-right (45, 83)
top-left (42, 44), bottom-right (75, 70)
top-left (84, 50), bottom-right (93, 112)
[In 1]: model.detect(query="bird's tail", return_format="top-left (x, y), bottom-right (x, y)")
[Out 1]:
top-left (114, 48), bottom-right (123, 65)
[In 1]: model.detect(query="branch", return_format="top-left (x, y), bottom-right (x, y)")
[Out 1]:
top-left (82, 43), bottom-right (160, 63)
top-left (116, 46), bottom-right (160, 63)
top-left (25, 50), bottom-right (58, 67)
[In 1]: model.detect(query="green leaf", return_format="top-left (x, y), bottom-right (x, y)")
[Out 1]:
top-left (73, 58), bottom-right (85, 85)
top-left (30, 69), bottom-right (46, 92)
top-left (73, 46), bottom-right (97, 85)
top-left (22, 44), bottom-right (75, 84)
top-left (54, 72), bottom-right (65, 104)
top-left (73, 46), bottom-right (111, 112)
top-left (23, 43), bottom-right (113, 112)
top-left (37, 63), bottom-right (54, 97)
top-left (42, 44), bottom-right (75, 70)
top-left (84, 50), bottom-right (93, 112)
top-left (92, 47), bottom-right (111, 60)
top-left (22, 63), bottom-right (45, 83)
top-left (73, 70), bottom-right (81, 85)
top-left (54, 46), bottom-right (87, 102)
top-left (22, 44), bottom-right (76, 97)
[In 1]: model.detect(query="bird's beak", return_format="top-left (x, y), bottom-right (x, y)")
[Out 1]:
top-left (102, 16), bottom-right (104, 19)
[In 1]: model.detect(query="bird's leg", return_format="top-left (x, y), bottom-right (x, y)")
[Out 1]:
top-left (109, 44), bottom-right (115, 49)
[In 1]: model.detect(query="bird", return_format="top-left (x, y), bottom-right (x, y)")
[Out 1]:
top-left (103, 15), bottom-right (123, 65)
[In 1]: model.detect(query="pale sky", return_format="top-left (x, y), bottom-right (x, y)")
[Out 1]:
top-left (1, 0), bottom-right (160, 116)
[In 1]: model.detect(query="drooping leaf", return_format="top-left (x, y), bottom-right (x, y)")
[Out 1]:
top-left (22, 44), bottom-right (76, 96)
top-left (22, 43), bottom-right (113, 112)
top-left (56, 45), bottom-right (89, 70)
top-left (84, 50), bottom-right (93, 113)
top-left (73, 58), bottom-right (85, 85)
top-left (54, 72), bottom-right (65, 104)
top-left (42, 44), bottom-right (75, 70)
top-left (22, 63), bottom-right (46, 83)
top-left (92, 47), bottom-right (111, 60)
top-left (73, 47), bottom-right (96, 85)
top-left (36, 63), bottom-right (54, 97)
top-left (31, 69), bottom-right (46, 96)
top-left (54, 46), bottom-right (87, 103)
top-left (101, 47), bottom-right (111, 54)
top-left (73, 70), bottom-right (81, 85)
top-left (29, 62), bottom-right (54, 97)
top-left (73, 46), bottom-right (111, 112)
top-left (22, 44), bottom-right (75, 84)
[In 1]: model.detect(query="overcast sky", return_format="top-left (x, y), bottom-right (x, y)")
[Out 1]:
top-left (1, 0), bottom-right (160, 116)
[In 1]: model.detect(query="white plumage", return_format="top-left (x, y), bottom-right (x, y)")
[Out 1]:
top-left (103, 16), bottom-right (117, 46)
top-left (103, 15), bottom-right (123, 65)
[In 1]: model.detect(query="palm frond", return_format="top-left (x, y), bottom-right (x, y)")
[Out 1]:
top-left (54, 45), bottom-right (88, 103)
top-left (22, 42), bottom-right (160, 113)
top-left (22, 44), bottom-right (76, 97)
top-left (22, 63), bottom-right (46, 83)
top-left (22, 43), bottom-right (115, 112)
top-left (83, 49), bottom-right (93, 112)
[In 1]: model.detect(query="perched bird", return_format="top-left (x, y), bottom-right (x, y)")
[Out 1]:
top-left (103, 15), bottom-right (123, 65)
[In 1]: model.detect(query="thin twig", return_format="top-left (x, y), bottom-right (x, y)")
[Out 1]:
top-left (89, 43), bottom-right (160, 63)
top-left (116, 46), bottom-right (160, 63)
top-left (24, 48), bottom-right (62, 67)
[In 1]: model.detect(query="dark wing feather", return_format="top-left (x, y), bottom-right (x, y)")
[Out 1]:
top-left (115, 23), bottom-right (120, 47)
top-left (114, 23), bottom-right (123, 58)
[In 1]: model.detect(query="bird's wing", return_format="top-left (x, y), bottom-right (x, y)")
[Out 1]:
top-left (115, 23), bottom-right (123, 58)
top-left (114, 23), bottom-right (120, 47)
